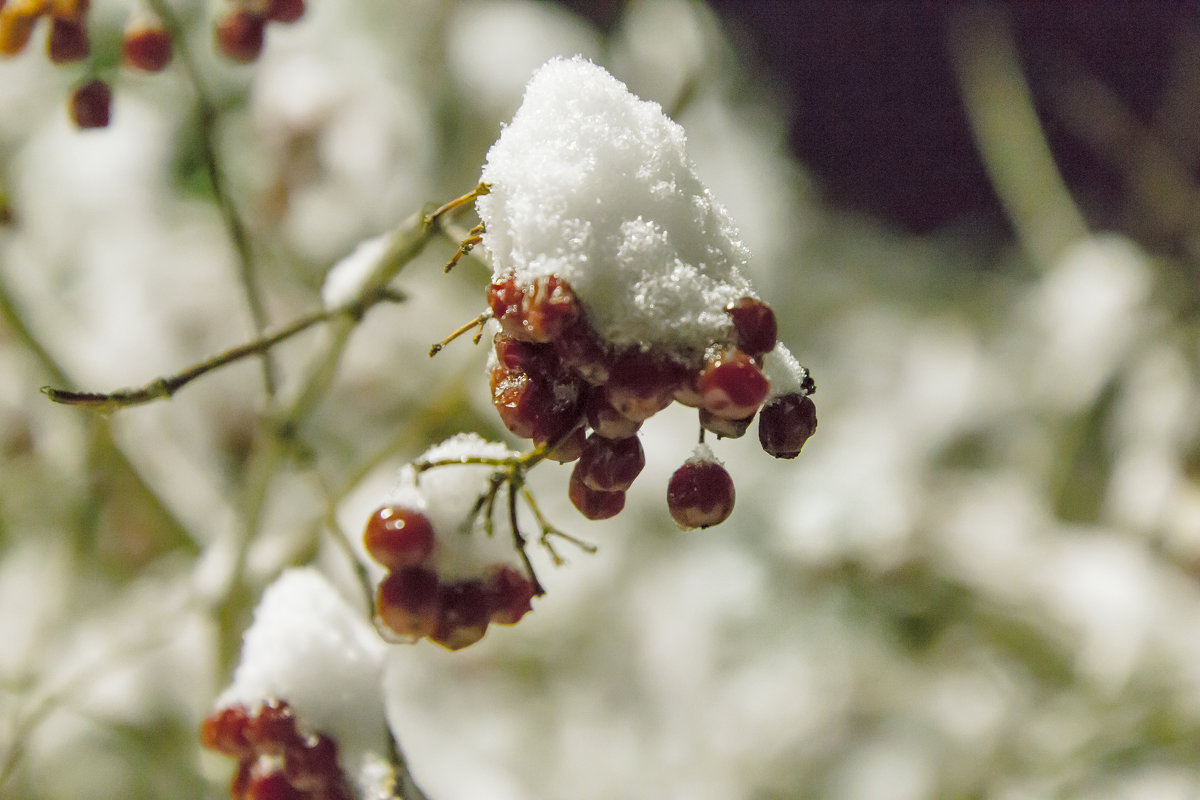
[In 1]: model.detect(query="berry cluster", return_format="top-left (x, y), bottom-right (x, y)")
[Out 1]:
top-left (364, 505), bottom-right (536, 650)
top-left (215, 0), bottom-right (305, 64)
top-left (0, 0), bottom-right (303, 130)
top-left (485, 271), bottom-right (817, 528)
top-left (201, 700), bottom-right (353, 800)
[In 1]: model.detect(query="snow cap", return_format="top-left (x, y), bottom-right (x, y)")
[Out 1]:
top-left (217, 568), bottom-right (393, 799)
top-left (478, 56), bottom-right (755, 364)
top-left (762, 343), bottom-right (812, 399)
top-left (384, 433), bottom-right (527, 582)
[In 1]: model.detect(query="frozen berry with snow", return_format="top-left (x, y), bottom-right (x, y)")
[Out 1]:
top-left (214, 9), bottom-right (264, 63)
top-left (698, 348), bottom-right (770, 420)
top-left (667, 446), bottom-right (736, 529)
top-left (69, 78), bottom-right (110, 129)
top-left (576, 432), bottom-right (644, 492)
top-left (487, 272), bottom-right (580, 343)
top-left (758, 392), bottom-right (817, 459)
top-left (568, 465), bottom-right (625, 520)
top-left (363, 506), bottom-right (435, 571)
top-left (725, 297), bottom-right (777, 358)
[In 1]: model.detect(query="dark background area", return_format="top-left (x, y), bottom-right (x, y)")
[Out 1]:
top-left (558, 2), bottom-right (1198, 236)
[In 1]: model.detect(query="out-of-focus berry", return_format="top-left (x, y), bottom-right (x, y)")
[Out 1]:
top-left (363, 506), bottom-right (435, 571)
top-left (47, 16), bottom-right (86, 62)
top-left (376, 566), bottom-right (441, 639)
top-left (486, 565), bottom-right (535, 625)
top-left (122, 22), bottom-right (172, 71)
top-left (69, 78), bottom-right (110, 129)
top-left (432, 580), bottom-right (490, 650)
top-left (214, 9), bottom-right (264, 63)
top-left (266, 0), bottom-right (303, 23)
top-left (758, 392), bottom-right (817, 459)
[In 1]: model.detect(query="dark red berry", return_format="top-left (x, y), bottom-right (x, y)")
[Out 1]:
top-left (576, 433), bottom-right (644, 492)
top-left (122, 24), bottom-right (172, 71)
top-left (486, 565), bottom-right (535, 625)
top-left (667, 457), bottom-right (735, 529)
top-left (201, 705), bottom-right (253, 758)
top-left (214, 9), bottom-right (264, 63)
top-left (246, 770), bottom-right (304, 800)
top-left (432, 580), bottom-right (490, 650)
top-left (585, 387), bottom-right (641, 439)
top-left (283, 732), bottom-right (339, 790)
top-left (363, 506), bottom-right (435, 570)
top-left (266, 0), bottom-right (304, 23)
top-left (47, 17), bottom-right (88, 63)
top-left (554, 323), bottom-right (610, 384)
top-left (546, 424), bottom-right (586, 463)
top-left (699, 407), bottom-right (754, 439)
top-left (245, 699), bottom-right (301, 755)
top-left (698, 349), bottom-right (769, 420)
top-left (376, 566), bottom-right (441, 639)
top-left (69, 78), bottom-right (110, 129)
top-left (605, 347), bottom-right (685, 421)
top-left (568, 465), bottom-right (625, 520)
top-left (488, 273), bottom-right (580, 342)
top-left (489, 357), bottom-right (583, 445)
top-left (757, 393), bottom-right (817, 459)
top-left (725, 297), bottom-right (777, 357)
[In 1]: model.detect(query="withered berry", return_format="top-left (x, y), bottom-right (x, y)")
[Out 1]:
top-left (757, 392), bottom-right (817, 459)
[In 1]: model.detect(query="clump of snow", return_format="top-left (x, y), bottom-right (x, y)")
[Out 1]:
top-left (384, 433), bottom-right (526, 581)
top-left (216, 568), bottom-right (392, 798)
top-left (321, 233), bottom-right (389, 310)
top-left (762, 343), bottom-right (811, 398)
top-left (477, 56), bottom-right (755, 364)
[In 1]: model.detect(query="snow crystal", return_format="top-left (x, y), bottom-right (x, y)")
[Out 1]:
top-left (217, 568), bottom-right (391, 797)
top-left (762, 343), bottom-right (811, 398)
top-left (384, 433), bottom-right (527, 581)
top-left (477, 56), bottom-right (755, 364)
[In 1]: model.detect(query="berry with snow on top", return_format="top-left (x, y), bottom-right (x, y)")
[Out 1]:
top-left (366, 434), bottom-right (538, 649)
top-left (725, 297), bottom-right (777, 358)
top-left (667, 445), bottom-right (736, 529)
top-left (205, 569), bottom-right (395, 800)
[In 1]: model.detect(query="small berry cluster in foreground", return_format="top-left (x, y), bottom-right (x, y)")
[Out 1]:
top-left (486, 271), bottom-right (816, 528)
top-left (0, 0), bottom-right (303, 129)
top-left (201, 700), bottom-right (352, 800)
top-left (364, 504), bottom-right (536, 650)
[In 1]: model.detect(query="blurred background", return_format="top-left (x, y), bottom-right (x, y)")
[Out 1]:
top-left (3, 1), bottom-right (1200, 798)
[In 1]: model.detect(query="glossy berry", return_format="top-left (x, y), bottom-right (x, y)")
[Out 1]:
top-left (757, 393), bottom-right (817, 459)
top-left (122, 24), bottom-right (172, 71)
top-left (376, 566), bottom-right (441, 639)
top-left (725, 297), bottom-right (777, 357)
top-left (576, 433), bottom-right (644, 492)
top-left (605, 347), bottom-right (684, 421)
top-left (667, 457), bottom-right (735, 529)
top-left (47, 17), bottom-right (87, 63)
top-left (699, 407), bottom-right (754, 439)
top-left (568, 465), bottom-right (625, 520)
top-left (488, 273), bottom-right (580, 342)
top-left (214, 9), bottom-right (264, 63)
top-left (69, 78), bottom-right (110, 129)
top-left (432, 580), bottom-right (490, 650)
top-left (486, 565), bottom-right (535, 625)
top-left (489, 355), bottom-right (583, 445)
top-left (266, 0), bottom-right (304, 23)
top-left (697, 348), bottom-right (769, 420)
top-left (363, 506), bottom-right (435, 571)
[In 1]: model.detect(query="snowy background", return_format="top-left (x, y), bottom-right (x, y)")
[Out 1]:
top-left (3, 1), bottom-right (1200, 798)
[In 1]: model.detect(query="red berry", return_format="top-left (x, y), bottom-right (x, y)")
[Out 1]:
top-left (231, 761), bottom-right (254, 800)
top-left (487, 273), bottom-right (580, 342)
top-left (725, 297), bottom-right (777, 357)
top-left (605, 348), bottom-right (684, 421)
top-left (585, 387), bottom-right (641, 439)
top-left (485, 565), bottom-right (535, 625)
top-left (699, 406), bottom-right (754, 439)
top-left (246, 699), bottom-right (301, 755)
top-left (554, 323), bottom-right (610, 385)
top-left (698, 348), bottom-right (769, 420)
top-left (246, 770), bottom-right (304, 800)
top-left (266, 0), bottom-right (304, 23)
top-left (546, 424), bottom-right (586, 463)
top-left (432, 579), bottom-right (490, 650)
top-left (363, 506), bottom-right (435, 570)
top-left (667, 457), bottom-right (735, 529)
top-left (283, 732), bottom-right (339, 791)
top-left (122, 24), bottom-right (172, 71)
top-left (200, 705), bottom-right (253, 758)
top-left (757, 393), bottom-right (817, 459)
top-left (214, 9), bottom-right (264, 63)
top-left (376, 566), bottom-right (441, 639)
top-left (69, 78), bottom-right (110, 129)
top-left (489, 353), bottom-right (583, 445)
top-left (568, 465), bottom-right (625, 520)
top-left (576, 433), bottom-right (644, 492)
top-left (47, 17), bottom-right (87, 63)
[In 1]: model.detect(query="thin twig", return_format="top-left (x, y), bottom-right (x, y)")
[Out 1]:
top-left (428, 311), bottom-right (491, 357)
